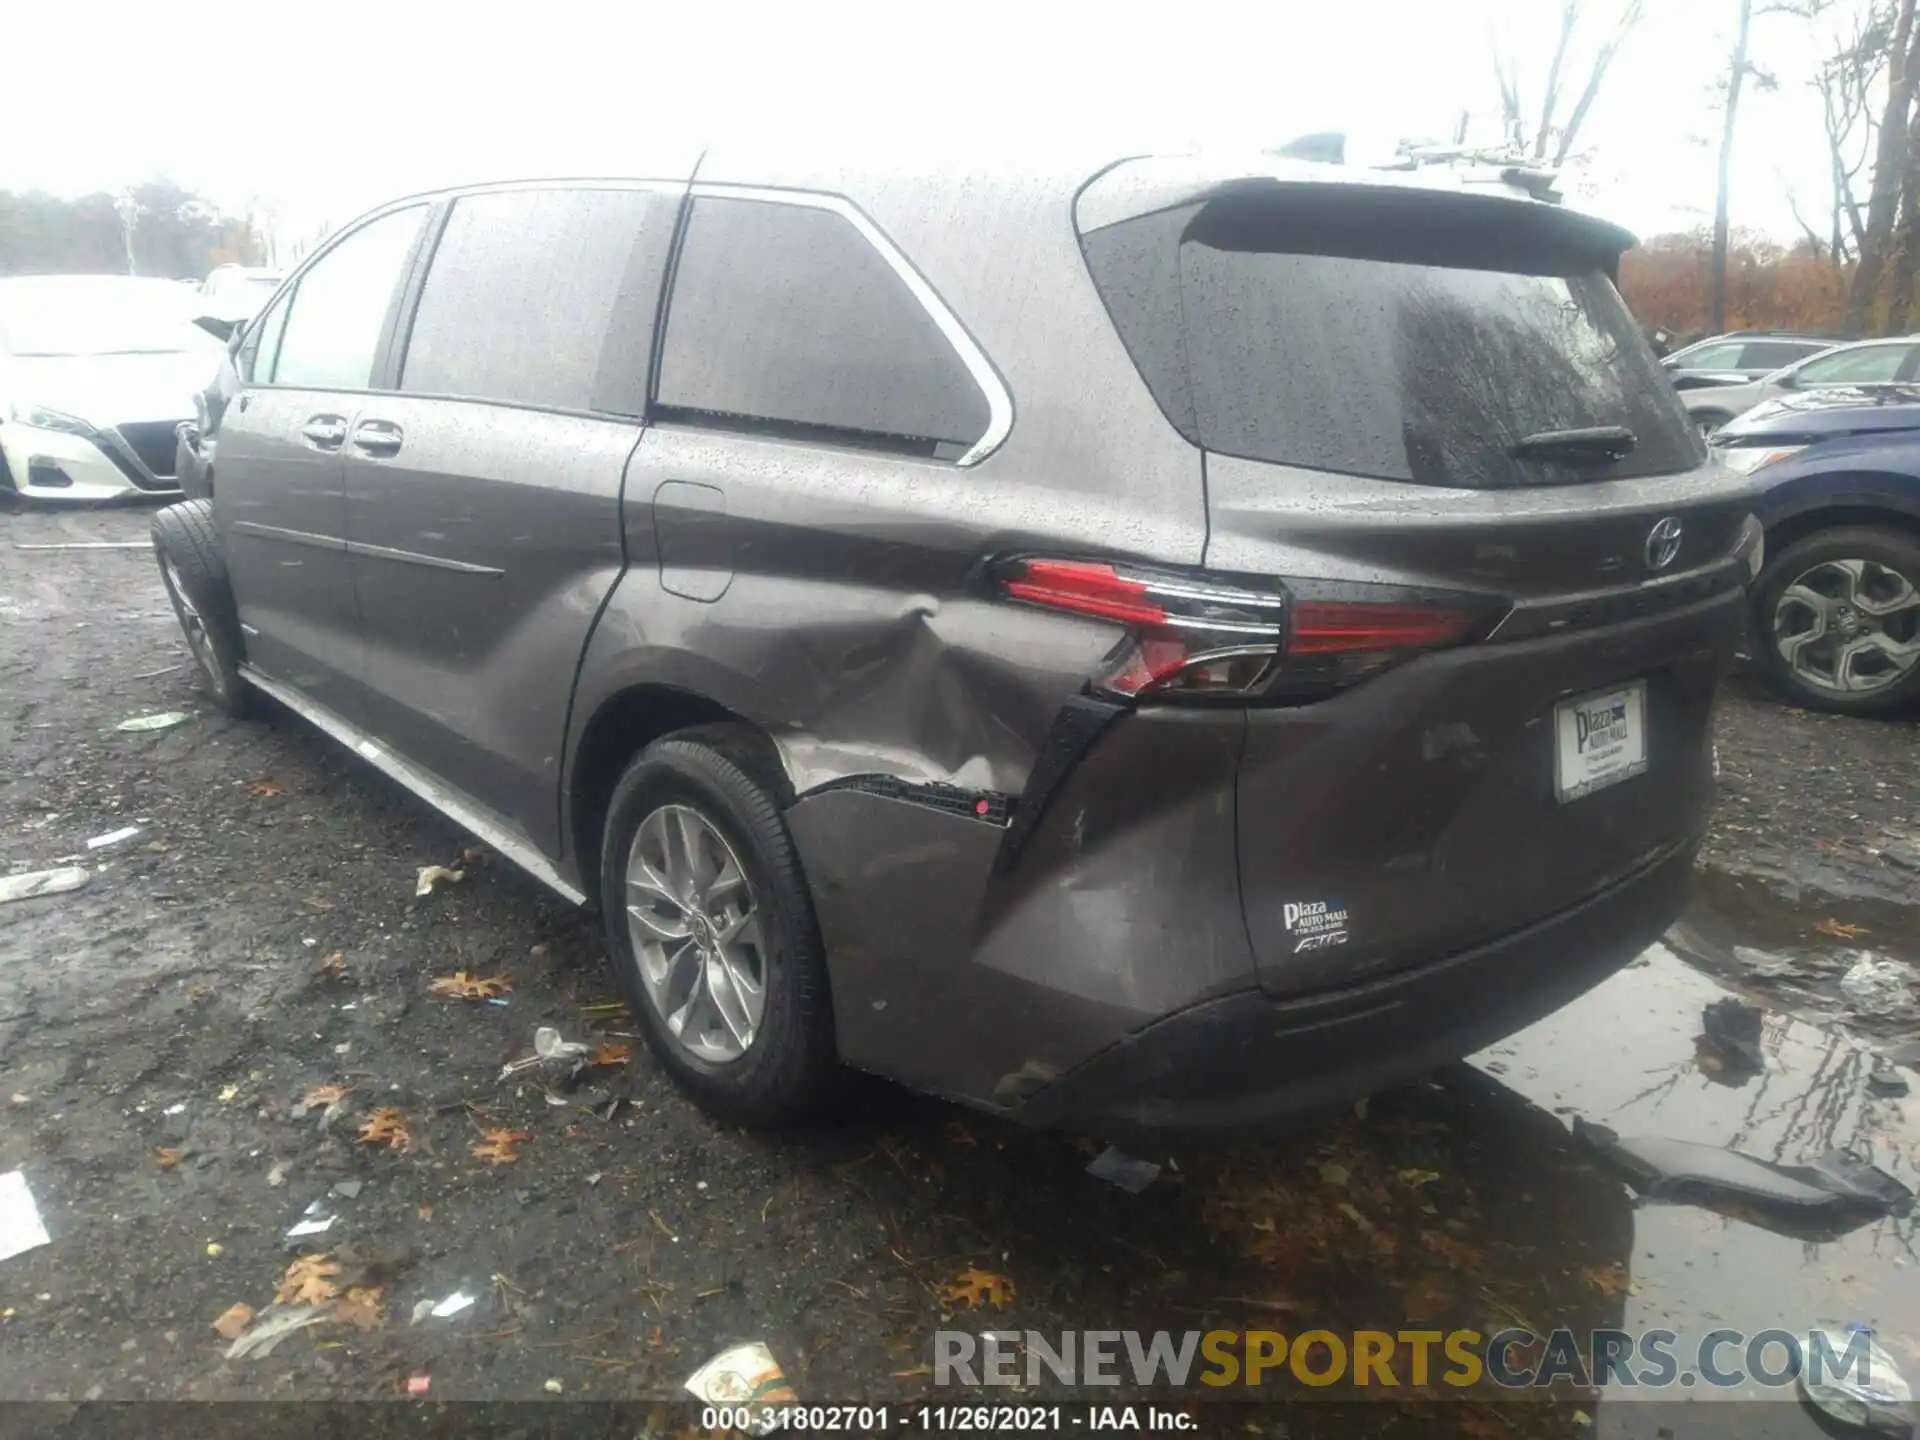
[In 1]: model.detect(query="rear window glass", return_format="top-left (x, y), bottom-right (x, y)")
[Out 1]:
top-left (656, 197), bottom-right (990, 458)
top-left (1083, 187), bottom-right (1703, 488)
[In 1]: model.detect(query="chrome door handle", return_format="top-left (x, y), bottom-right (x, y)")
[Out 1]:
top-left (350, 420), bottom-right (403, 458)
top-left (300, 416), bottom-right (347, 450)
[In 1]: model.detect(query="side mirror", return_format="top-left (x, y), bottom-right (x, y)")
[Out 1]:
top-left (1774, 370), bottom-right (1800, 390)
top-left (192, 314), bottom-right (241, 343)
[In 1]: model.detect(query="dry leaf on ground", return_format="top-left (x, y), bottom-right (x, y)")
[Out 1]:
top-left (332, 1285), bottom-right (386, 1330)
top-left (1817, 917), bottom-right (1870, 940)
top-left (358, 1108), bottom-right (413, 1151)
top-left (153, 1147), bottom-right (181, 1171)
top-left (414, 865), bottom-right (465, 897)
top-left (1580, 1263), bottom-right (1632, 1299)
top-left (587, 1042), bottom-right (631, 1067)
top-left (247, 780), bottom-right (285, 798)
top-left (472, 1129), bottom-right (529, 1164)
top-left (316, 952), bottom-right (346, 980)
top-left (942, 1265), bottom-right (1015, 1310)
top-left (277, 1254), bottom-right (343, 1307)
top-left (300, 1083), bottom-right (351, 1110)
top-left (427, 971), bottom-right (514, 1000)
top-left (211, 1303), bottom-right (255, 1340)
top-left (459, 845), bottom-right (491, 866)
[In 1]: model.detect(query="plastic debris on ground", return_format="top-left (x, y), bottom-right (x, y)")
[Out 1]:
top-left (1575, 1119), bottom-right (1914, 1239)
top-left (0, 1171), bottom-right (51, 1263)
top-left (1869, 1063), bottom-right (1911, 1097)
top-left (1839, 955), bottom-right (1920, 1022)
top-left (1797, 1326), bottom-right (1914, 1435)
top-left (407, 1373), bottom-right (431, 1396)
top-left (285, 1199), bottom-right (335, 1241)
top-left (428, 1290), bottom-right (475, 1319)
top-left (0, 867), bottom-right (89, 905)
top-left (1086, 1145), bottom-right (1162, 1193)
top-left (223, 1305), bottom-right (328, 1360)
top-left (685, 1342), bottom-right (796, 1430)
top-left (414, 865), bottom-right (464, 898)
top-left (1697, 997), bottom-right (1765, 1075)
top-left (85, 826), bottom-right (142, 851)
top-left (502, 1027), bottom-right (593, 1079)
top-left (331, 1179), bottom-right (363, 1199)
top-left (115, 711), bottom-right (193, 732)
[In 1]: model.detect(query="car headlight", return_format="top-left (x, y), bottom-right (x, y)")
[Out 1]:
top-left (8, 403), bottom-right (99, 438)
top-left (1717, 444), bottom-right (1805, 475)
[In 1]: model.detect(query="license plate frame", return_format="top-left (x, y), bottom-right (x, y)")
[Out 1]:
top-left (1553, 680), bottom-right (1649, 803)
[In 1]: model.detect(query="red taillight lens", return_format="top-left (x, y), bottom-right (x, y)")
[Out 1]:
top-left (993, 556), bottom-right (1502, 703)
top-left (1289, 602), bottom-right (1481, 656)
top-left (1000, 560), bottom-right (1168, 628)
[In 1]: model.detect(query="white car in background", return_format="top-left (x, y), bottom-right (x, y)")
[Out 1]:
top-left (197, 264), bottom-right (284, 326)
top-left (0, 275), bottom-right (222, 501)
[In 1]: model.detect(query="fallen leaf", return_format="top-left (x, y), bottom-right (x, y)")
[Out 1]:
top-left (1580, 1263), bottom-right (1632, 1299)
top-left (892, 1363), bottom-right (934, 1379)
top-left (472, 1128), bottom-right (529, 1164)
top-left (332, 1285), bottom-right (386, 1331)
top-left (415, 865), bottom-right (464, 898)
top-left (218, 1084), bottom-right (239, 1103)
top-left (946, 1121), bottom-right (979, 1149)
top-left (247, 780), bottom-right (285, 798)
top-left (358, 1108), bottom-right (413, 1152)
top-left (211, 1303), bottom-right (255, 1340)
top-left (427, 970), bottom-right (514, 1000)
top-left (153, 1147), bottom-right (181, 1171)
top-left (300, 1083), bottom-right (352, 1110)
top-left (942, 1265), bottom-right (1015, 1310)
top-left (316, 952), bottom-right (346, 980)
top-left (1817, 917), bottom-right (1870, 940)
top-left (1397, 1168), bottom-right (1443, 1188)
top-left (418, 1206), bottom-right (435, 1223)
top-left (277, 1254), bottom-right (343, 1307)
top-left (587, 1041), bottom-right (631, 1068)
top-left (459, 845), bottom-right (490, 866)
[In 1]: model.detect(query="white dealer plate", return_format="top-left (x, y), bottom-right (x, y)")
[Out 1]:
top-left (1553, 681), bottom-right (1649, 803)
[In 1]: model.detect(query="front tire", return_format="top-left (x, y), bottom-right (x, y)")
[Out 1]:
top-left (1694, 410), bottom-right (1732, 439)
top-left (151, 500), bottom-right (256, 717)
top-left (1751, 524), bottom-right (1920, 715)
top-left (598, 728), bottom-right (838, 1126)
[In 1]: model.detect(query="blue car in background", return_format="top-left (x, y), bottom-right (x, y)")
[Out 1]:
top-left (1716, 386), bottom-right (1920, 714)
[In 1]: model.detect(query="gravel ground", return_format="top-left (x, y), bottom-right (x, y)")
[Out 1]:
top-left (2, 502), bottom-right (1917, 1438)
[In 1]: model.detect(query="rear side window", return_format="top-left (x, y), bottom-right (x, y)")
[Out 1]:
top-left (656, 197), bottom-right (990, 458)
top-left (1795, 343), bottom-right (1912, 385)
top-left (1083, 187), bottom-right (1703, 488)
top-left (1740, 340), bottom-right (1823, 370)
top-left (401, 187), bottom-right (677, 414)
top-left (272, 205), bottom-right (426, 391)
top-left (1674, 341), bottom-right (1746, 370)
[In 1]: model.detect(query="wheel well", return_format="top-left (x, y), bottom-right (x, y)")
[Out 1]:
top-left (566, 686), bottom-right (789, 906)
top-left (1765, 504), bottom-right (1920, 558)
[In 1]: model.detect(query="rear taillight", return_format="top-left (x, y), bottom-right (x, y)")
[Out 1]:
top-left (992, 557), bottom-right (1503, 702)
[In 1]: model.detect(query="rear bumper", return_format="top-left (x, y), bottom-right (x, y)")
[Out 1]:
top-left (1010, 832), bottom-right (1699, 1138)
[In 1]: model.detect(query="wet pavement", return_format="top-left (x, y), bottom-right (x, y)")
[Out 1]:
top-left (1, 502), bottom-right (1917, 1437)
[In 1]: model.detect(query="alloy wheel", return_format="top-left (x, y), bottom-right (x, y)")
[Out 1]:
top-left (623, 803), bottom-right (766, 1065)
top-left (161, 556), bottom-right (226, 700)
top-left (1771, 556), bottom-right (1920, 695)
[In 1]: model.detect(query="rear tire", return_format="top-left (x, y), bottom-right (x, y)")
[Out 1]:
top-left (1751, 524), bottom-right (1920, 716)
top-left (598, 727), bottom-right (839, 1126)
top-left (1693, 410), bottom-right (1732, 439)
top-left (151, 500), bottom-right (256, 717)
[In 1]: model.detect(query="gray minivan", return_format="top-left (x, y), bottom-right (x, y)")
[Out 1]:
top-left (152, 149), bottom-right (1760, 1135)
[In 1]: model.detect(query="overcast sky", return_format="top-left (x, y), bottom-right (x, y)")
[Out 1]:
top-left (2, 0), bottom-right (1859, 252)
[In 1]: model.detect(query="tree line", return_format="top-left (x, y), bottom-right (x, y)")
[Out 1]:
top-left (0, 179), bottom-right (264, 281)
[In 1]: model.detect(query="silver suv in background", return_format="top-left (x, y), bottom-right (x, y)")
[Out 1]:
top-left (153, 150), bottom-right (1758, 1135)
top-left (1684, 335), bottom-right (1920, 436)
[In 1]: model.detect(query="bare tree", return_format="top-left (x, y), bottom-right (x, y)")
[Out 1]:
top-left (1847, 0), bottom-right (1920, 331)
top-left (1713, 0), bottom-right (1762, 332)
top-left (1814, 3), bottom-right (1895, 265)
top-left (1493, 0), bottom-right (1647, 166)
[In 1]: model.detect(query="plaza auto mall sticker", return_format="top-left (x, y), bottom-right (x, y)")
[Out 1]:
top-left (1284, 899), bottom-right (1350, 954)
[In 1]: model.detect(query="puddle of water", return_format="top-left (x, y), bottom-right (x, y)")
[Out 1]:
top-left (1478, 944), bottom-right (1919, 1428)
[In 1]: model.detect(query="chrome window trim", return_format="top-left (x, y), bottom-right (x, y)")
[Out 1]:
top-left (686, 182), bottom-right (1014, 467)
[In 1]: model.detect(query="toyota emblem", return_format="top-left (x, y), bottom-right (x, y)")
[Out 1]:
top-left (1645, 516), bottom-right (1684, 571)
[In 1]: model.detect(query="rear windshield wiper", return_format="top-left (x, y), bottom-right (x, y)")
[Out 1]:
top-left (1510, 426), bottom-right (1637, 462)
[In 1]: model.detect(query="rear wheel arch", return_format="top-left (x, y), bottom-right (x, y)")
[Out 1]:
top-left (1759, 496), bottom-right (1920, 557)
top-left (565, 685), bottom-right (792, 906)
